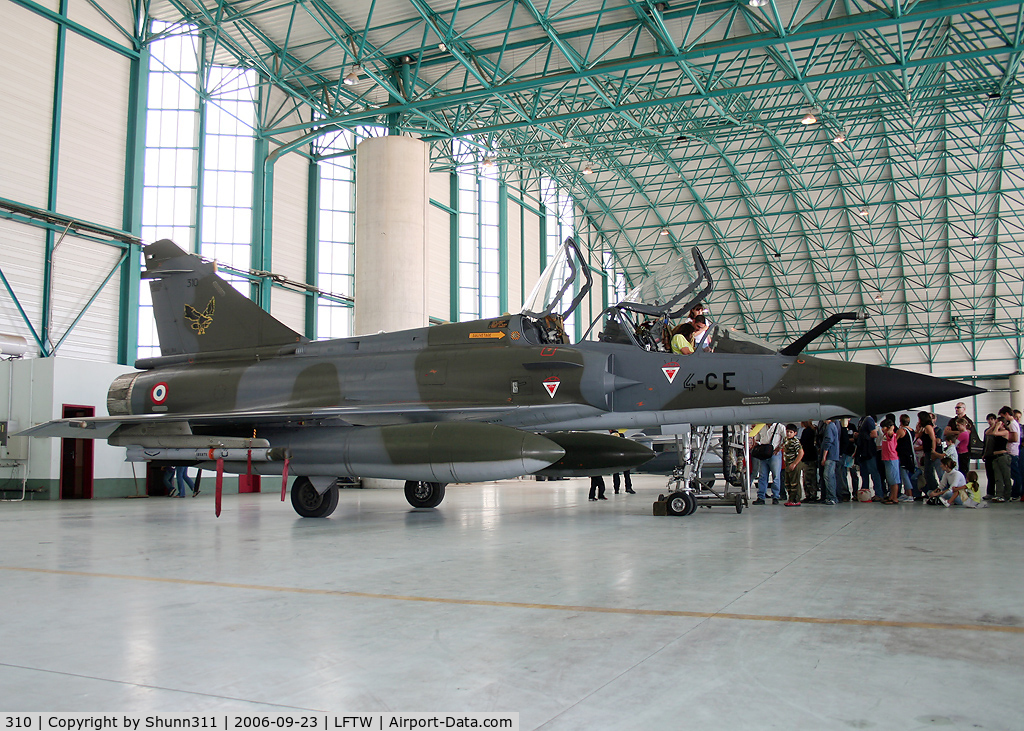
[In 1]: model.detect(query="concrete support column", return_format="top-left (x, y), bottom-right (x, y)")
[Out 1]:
top-left (353, 136), bottom-right (430, 335)
top-left (1010, 374), bottom-right (1024, 414)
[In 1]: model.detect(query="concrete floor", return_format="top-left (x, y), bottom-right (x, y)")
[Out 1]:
top-left (1, 475), bottom-right (1022, 729)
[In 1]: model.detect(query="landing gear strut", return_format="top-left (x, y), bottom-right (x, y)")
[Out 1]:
top-left (404, 480), bottom-right (446, 508)
top-left (290, 476), bottom-right (339, 518)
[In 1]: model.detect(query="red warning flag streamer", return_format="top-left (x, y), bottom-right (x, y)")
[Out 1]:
top-left (215, 458), bottom-right (224, 518)
top-left (281, 457), bottom-right (290, 501)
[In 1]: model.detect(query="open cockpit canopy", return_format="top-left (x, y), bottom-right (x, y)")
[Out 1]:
top-left (583, 247), bottom-right (715, 351)
top-left (618, 248), bottom-right (712, 319)
top-left (519, 237), bottom-right (593, 344)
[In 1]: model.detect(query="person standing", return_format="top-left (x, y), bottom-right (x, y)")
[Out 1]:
top-left (589, 475), bottom-right (607, 501)
top-left (783, 424), bottom-right (804, 506)
top-left (944, 402), bottom-right (976, 441)
top-left (609, 431), bottom-right (636, 494)
top-left (799, 420), bottom-right (818, 502)
top-left (838, 418), bottom-right (858, 501)
top-left (175, 466), bottom-right (195, 498)
top-left (612, 471), bottom-right (634, 494)
top-left (1015, 410), bottom-right (1024, 501)
top-left (953, 418), bottom-right (971, 477)
top-left (990, 411), bottom-right (1012, 502)
top-left (753, 423), bottom-right (784, 505)
top-left (879, 419), bottom-right (900, 504)
top-left (999, 406), bottom-right (1021, 500)
top-left (896, 414), bottom-right (919, 500)
top-left (917, 412), bottom-right (942, 496)
top-left (856, 414), bottom-right (885, 500)
top-left (820, 417), bottom-right (840, 505)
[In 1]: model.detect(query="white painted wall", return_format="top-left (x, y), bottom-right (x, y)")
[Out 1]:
top-left (0, 357), bottom-right (139, 497)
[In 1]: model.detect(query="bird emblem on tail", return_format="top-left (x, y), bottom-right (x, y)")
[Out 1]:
top-left (184, 297), bottom-right (215, 335)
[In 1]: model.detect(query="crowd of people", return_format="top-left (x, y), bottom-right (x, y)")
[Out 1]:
top-left (750, 401), bottom-right (1023, 508)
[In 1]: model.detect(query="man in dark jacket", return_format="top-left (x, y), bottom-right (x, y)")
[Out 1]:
top-left (799, 420), bottom-right (818, 502)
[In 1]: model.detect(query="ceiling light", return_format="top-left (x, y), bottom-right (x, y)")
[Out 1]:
top-left (833, 131), bottom-right (847, 143)
top-left (343, 66), bottom-right (360, 86)
top-left (800, 107), bottom-right (818, 125)
top-left (583, 164), bottom-right (594, 175)
top-left (748, 0), bottom-right (767, 6)
top-left (873, 294), bottom-right (883, 302)
top-left (972, 235), bottom-right (979, 242)
top-left (660, 228), bottom-right (670, 237)
top-left (858, 207), bottom-right (870, 218)
top-left (481, 156), bottom-right (496, 169)
top-left (438, 43), bottom-right (447, 52)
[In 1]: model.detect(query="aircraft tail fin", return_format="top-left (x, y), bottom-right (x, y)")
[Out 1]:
top-left (144, 240), bottom-right (306, 357)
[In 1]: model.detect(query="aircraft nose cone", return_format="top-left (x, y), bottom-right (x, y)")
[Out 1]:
top-left (864, 365), bottom-right (985, 415)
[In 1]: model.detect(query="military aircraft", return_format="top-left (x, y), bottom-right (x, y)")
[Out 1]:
top-left (20, 238), bottom-right (983, 518)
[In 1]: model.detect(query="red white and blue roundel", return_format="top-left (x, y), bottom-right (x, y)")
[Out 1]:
top-left (150, 382), bottom-right (169, 404)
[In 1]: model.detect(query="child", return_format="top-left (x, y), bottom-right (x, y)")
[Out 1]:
top-left (943, 433), bottom-right (959, 463)
top-left (783, 423), bottom-right (804, 506)
top-left (961, 470), bottom-right (989, 508)
top-left (880, 419), bottom-right (900, 504)
top-left (929, 457), bottom-right (967, 506)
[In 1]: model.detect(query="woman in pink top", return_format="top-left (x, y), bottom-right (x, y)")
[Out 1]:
top-left (954, 417), bottom-right (971, 475)
top-left (880, 418), bottom-right (900, 504)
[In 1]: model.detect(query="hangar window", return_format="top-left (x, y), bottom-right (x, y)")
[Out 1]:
top-left (137, 22), bottom-right (257, 359)
top-left (199, 66), bottom-right (257, 293)
top-left (137, 21), bottom-right (201, 360)
top-left (541, 177), bottom-right (577, 338)
top-left (454, 139), bottom-right (502, 322)
top-left (312, 127), bottom-right (384, 340)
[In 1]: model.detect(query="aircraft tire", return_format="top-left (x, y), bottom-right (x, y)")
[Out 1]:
top-left (683, 492), bottom-right (698, 515)
top-left (404, 480), bottom-right (446, 508)
top-left (291, 477), bottom-right (339, 518)
top-left (735, 495), bottom-right (744, 514)
top-left (665, 491), bottom-right (689, 516)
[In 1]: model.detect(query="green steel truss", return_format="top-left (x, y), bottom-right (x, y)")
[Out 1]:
top-left (131, 0), bottom-right (1024, 368)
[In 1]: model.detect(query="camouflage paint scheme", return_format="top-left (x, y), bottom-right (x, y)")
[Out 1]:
top-left (21, 240), bottom-right (983, 515)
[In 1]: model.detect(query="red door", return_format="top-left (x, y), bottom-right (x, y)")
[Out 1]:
top-left (60, 405), bottom-right (94, 499)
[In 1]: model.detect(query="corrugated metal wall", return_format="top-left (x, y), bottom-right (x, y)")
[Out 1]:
top-left (269, 146), bottom-right (309, 333)
top-left (0, 4), bottom-right (57, 208)
top-left (427, 171), bottom-right (451, 321)
top-left (0, 1), bottom-right (132, 363)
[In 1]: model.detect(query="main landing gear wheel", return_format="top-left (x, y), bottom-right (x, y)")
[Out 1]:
top-left (290, 476), bottom-right (339, 518)
top-left (666, 491), bottom-right (694, 516)
top-left (735, 495), bottom-right (744, 514)
top-left (404, 480), bottom-right (446, 508)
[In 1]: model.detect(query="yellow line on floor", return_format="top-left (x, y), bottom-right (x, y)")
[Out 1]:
top-left (4, 565), bottom-right (1023, 634)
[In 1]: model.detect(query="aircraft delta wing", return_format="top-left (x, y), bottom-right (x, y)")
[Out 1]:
top-left (20, 238), bottom-right (984, 518)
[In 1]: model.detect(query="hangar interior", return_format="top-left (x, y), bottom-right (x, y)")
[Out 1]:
top-left (2, 0), bottom-right (1023, 497)
top-left (1, 0), bottom-right (1024, 726)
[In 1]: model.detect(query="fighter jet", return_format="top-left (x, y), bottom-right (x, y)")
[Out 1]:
top-left (20, 238), bottom-right (983, 517)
